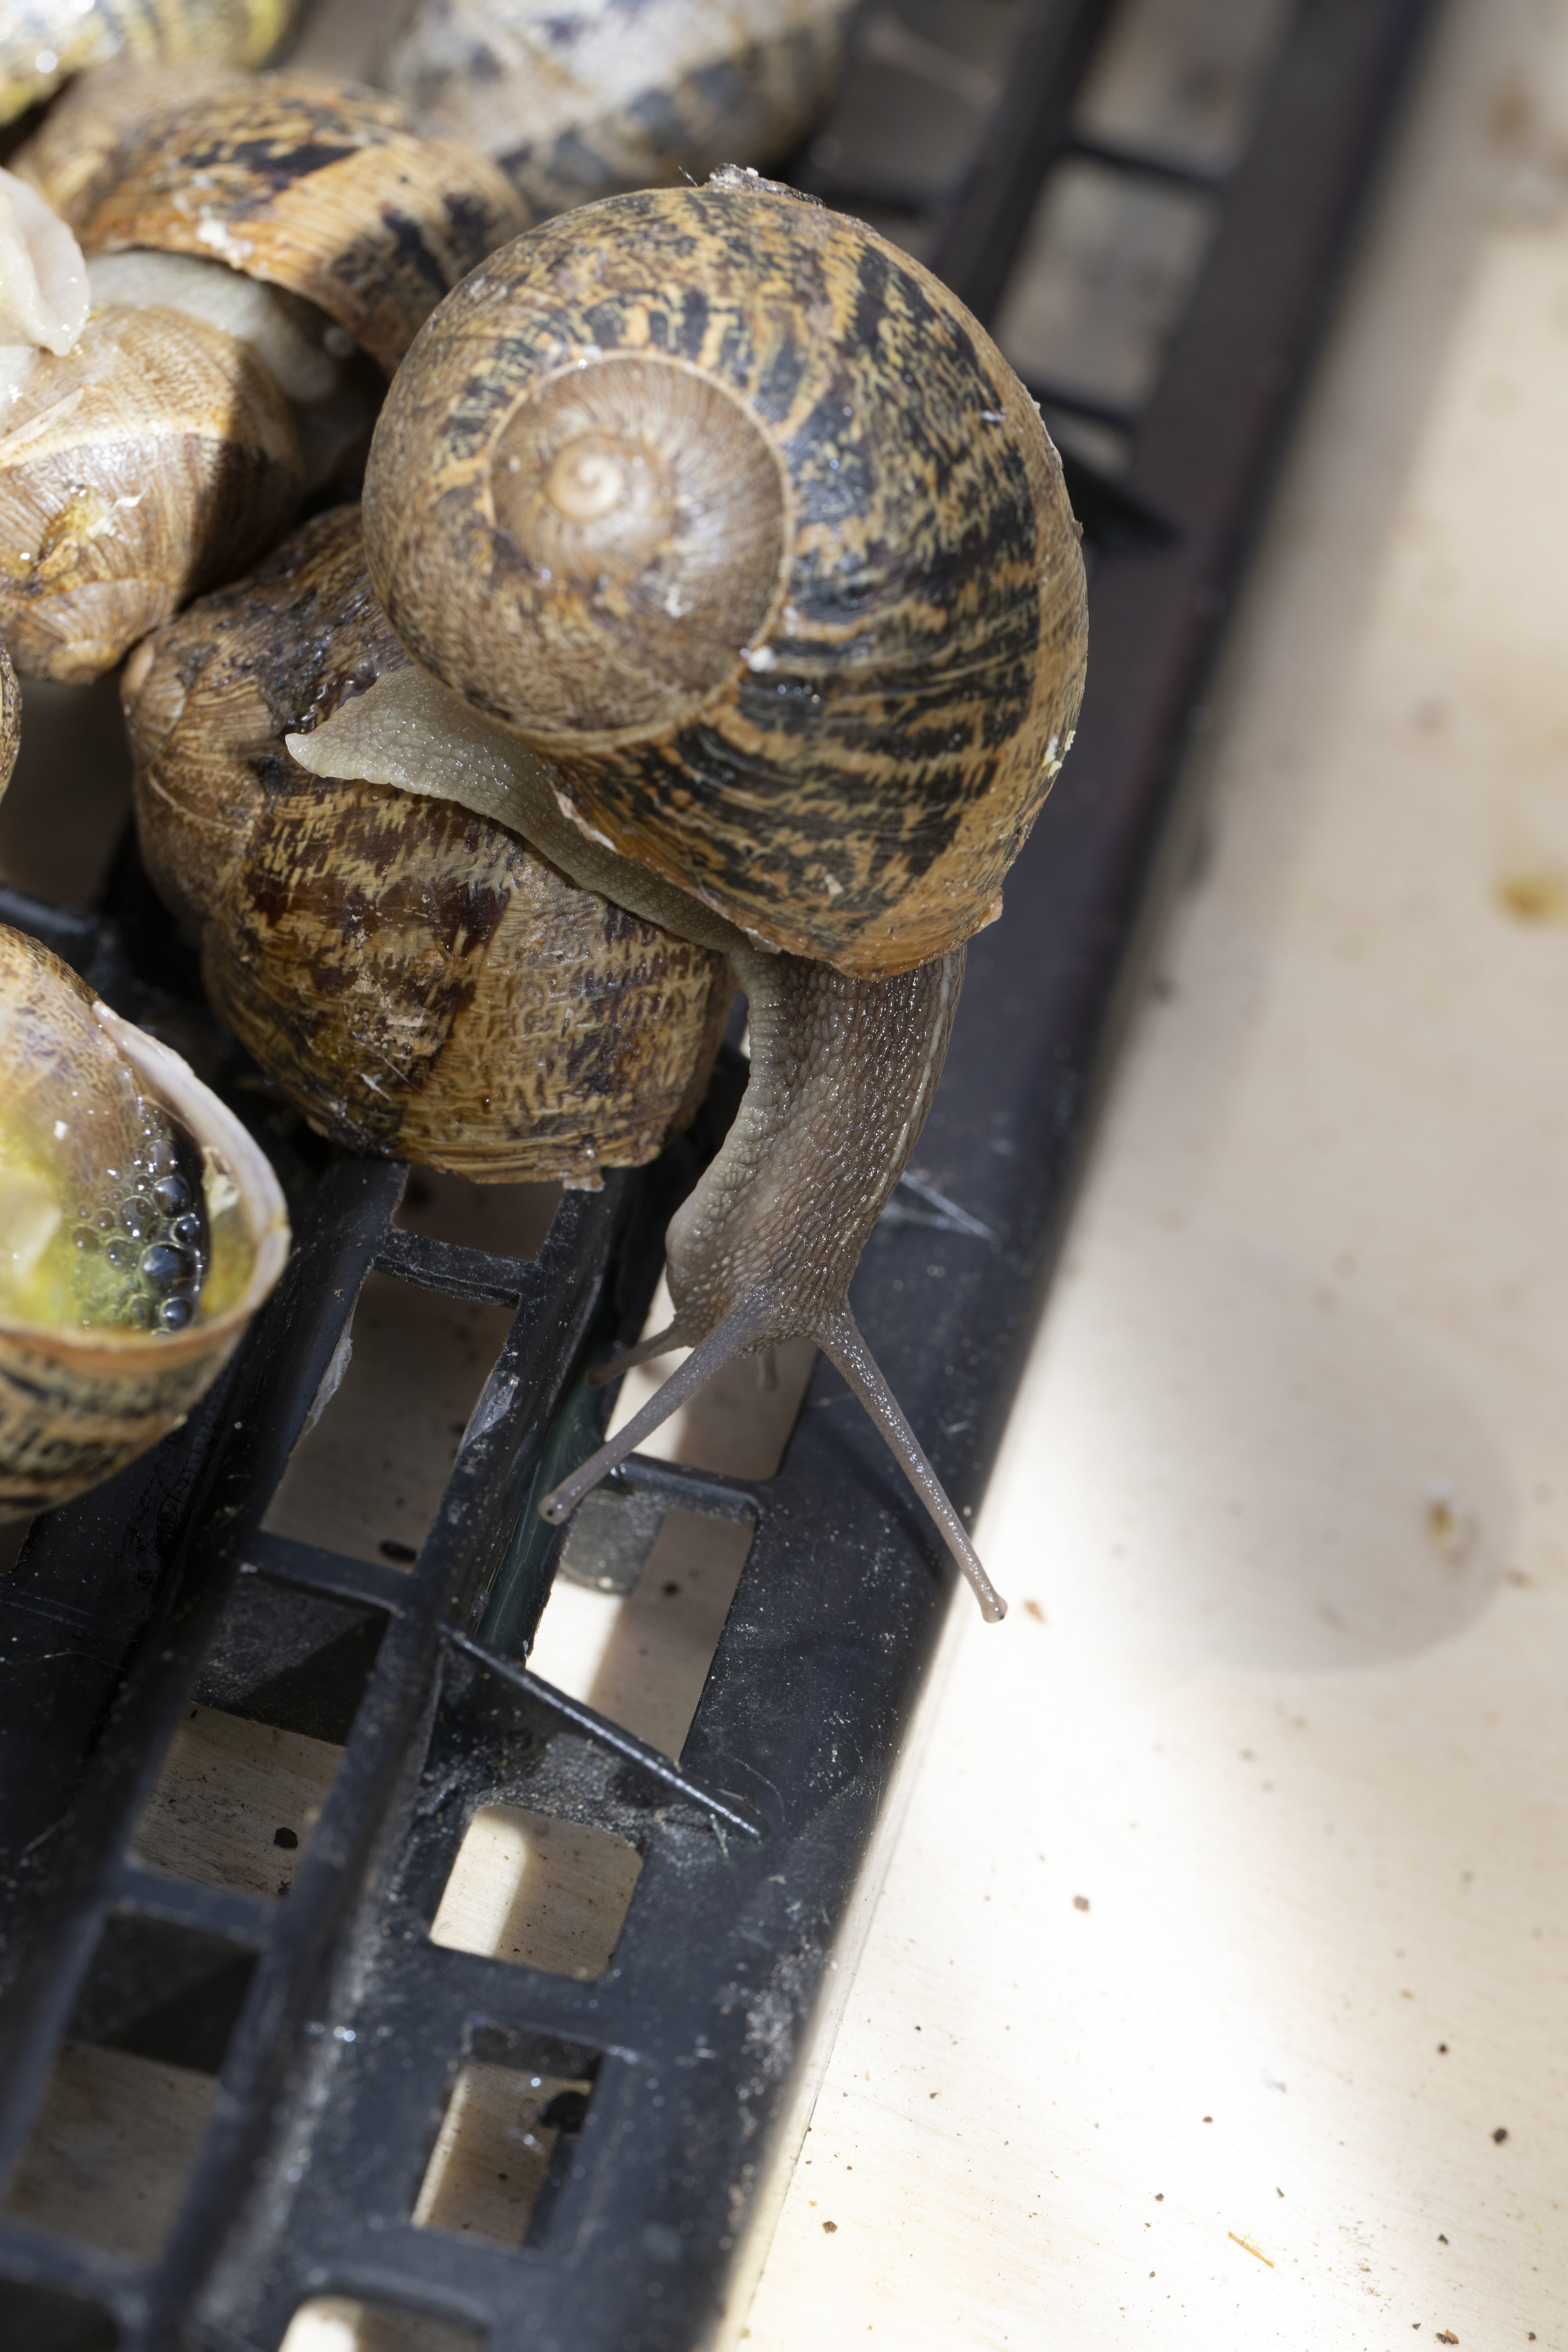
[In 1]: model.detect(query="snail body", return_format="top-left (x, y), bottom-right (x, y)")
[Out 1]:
top-left (384, 0), bottom-right (852, 220)
top-left (318, 174), bottom-right (1087, 1620)
top-left (0, 0), bottom-right (294, 128)
top-left (0, 71), bottom-right (527, 680)
top-left (122, 509), bottom-right (733, 1185)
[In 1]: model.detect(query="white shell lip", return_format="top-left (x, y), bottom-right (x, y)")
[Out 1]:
top-left (7, 1001), bottom-right (294, 1357)
top-left (0, 167), bottom-right (88, 355)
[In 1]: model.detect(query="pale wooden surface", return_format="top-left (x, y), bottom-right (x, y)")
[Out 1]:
top-left (429, 1804), bottom-right (643, 1979)
top-left (134, 1704), bottom-right (343, 1901)
top-left (742, 2), bottom-right (1568, 2344)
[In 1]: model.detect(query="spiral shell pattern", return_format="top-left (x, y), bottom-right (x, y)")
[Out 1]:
top-left (364, 174), bottom-right (1088, 975)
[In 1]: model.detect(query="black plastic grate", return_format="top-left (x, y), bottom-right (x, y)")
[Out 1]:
top-left (0, 4), bottom-right (1435, 2346)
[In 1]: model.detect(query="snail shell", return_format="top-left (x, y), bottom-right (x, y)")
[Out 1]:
top-left (122, 508), bottom-right (733, 1182)
top-left (385, 0), bottom-right (851, 220)
top-left (21, 66), bottom-right (531, 375)
top-left (363, 173), bottom-right (1088, 976)
top-left (0, 296), bottom-right (302, 681)
top-left (0, 920), bottom-right (289, 1523)
top-left (0, 0), bottom-right (294, 129)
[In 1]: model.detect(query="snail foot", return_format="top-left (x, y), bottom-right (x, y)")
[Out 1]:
top-left (538, 1296), bottom-right (1007, 1623)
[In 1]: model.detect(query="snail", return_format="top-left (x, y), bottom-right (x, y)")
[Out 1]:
top-left (121, 505), bottom-right (734, 1184)
top-left (382, 0), bottom-right (853, 220)
top-left (0, 643), bottom-right (290, 1520)
top-left (0, 70), bottom-right (527, 681)
top-left (286, 172), bottom-right (1089, 1620)
top-left (0, 0), bottom-right (294, 127)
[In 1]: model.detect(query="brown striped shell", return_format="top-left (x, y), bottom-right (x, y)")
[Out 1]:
top-left (20, 67), bottom-right (530, 374)
top-left (0, 639), bottom-right (18, 786)
top-left (121, 508), bottom-right (733, 1182)
top-left (0, 300), bottom-right (302, 682)
top-left (0, 923), bottom-right (289, 1523)
top-left (385, 0), bottom-right (852, 220)
top-left (0, 0), bottom-right (294, 129)
top-left (362, 172), bottom-right (1088, 977)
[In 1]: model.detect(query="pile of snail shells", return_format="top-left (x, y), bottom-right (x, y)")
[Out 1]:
top-left (0, 0), bottom-right (295, 127)
top-left (0, 66), bottom-right (527, 682)
top-left (121, 505), bottom-right (735, 1186)
top-left (384, 0), bottom-right (854, 219)
top-left (0, 919), bottom-right (290, 1525)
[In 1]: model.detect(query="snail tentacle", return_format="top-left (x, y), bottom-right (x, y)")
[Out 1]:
top-left (536, 1291), bottom-right (771, 1524)
top-left (814, 1307), bottom-right (1006, 1623)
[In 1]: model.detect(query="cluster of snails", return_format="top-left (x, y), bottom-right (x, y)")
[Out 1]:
top-left (0, 49), bottom-right (1089, 1610)
top-left (0, 65), bottom-right (525, 679)
top-left (116, 163), bottom-right (1089, 1618)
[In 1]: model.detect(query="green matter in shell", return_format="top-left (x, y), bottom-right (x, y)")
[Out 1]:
top-left (0, 1090), bottom-right (212, 1334)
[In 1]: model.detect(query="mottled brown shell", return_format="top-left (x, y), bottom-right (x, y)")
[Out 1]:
top-left (0, 924), bottom-right (288, 1522)
top-left (0, 302), bottom-right (302, 682)
top-left (385, 0), bottom-right (850, 220)
top-left (122, 508), bottom-right (732, 1182)
top-left (21, 68), bottom-right (529, 374)
top-left (0, 0), bottom-right (294, 128)
top-left (363, 174), bottom-right (1088, 976)
top-left (0, 640), bottom-right (18, 790)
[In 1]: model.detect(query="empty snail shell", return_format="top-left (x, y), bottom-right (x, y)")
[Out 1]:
top-left (0, 919), bottom-right (290, 1523)
top-left (21, 66), bottom-right (531, 375)
top-left (0, 0), bottom-right (294, 128)
top-left (122, 507), bottom-right (733, 1183)
top-left (306, 175), bottom-right (1090, 1619)
top-left (384, 0), bottom-right (852, 219)
top-left (0, 72), bottom-right (527, 680)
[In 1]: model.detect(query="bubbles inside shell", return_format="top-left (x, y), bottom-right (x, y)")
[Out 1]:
top-left (1, 1090), bottom-right (210, 1333)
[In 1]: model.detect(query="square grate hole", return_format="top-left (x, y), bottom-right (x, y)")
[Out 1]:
top-left (134, 1704), bottom-right (343, 1900)
top-left (264, 1273), bottom-right (517, 1567)
top-left (0, 2278), bottom-right (119, 2351)
top-left (280, 2299), bottom-right (485, 2352)
top-left (412, 2058), bottom-right (594, 2250)
top-left (995, 159), bottom-right (1216, 412)
top-left (430, 1807), bottom-right (641, 1979)
top-left (393, 1167), bottom-right (560, 1259)
top-left (133, 1577), bottom-right (385, 1898)
top-left (528, 1509), bottom-right (753, 1760)
top-left (1075, 0), bottom-right (1296, 173)
top-left (3, 1915), bottom-right (256, 2261)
